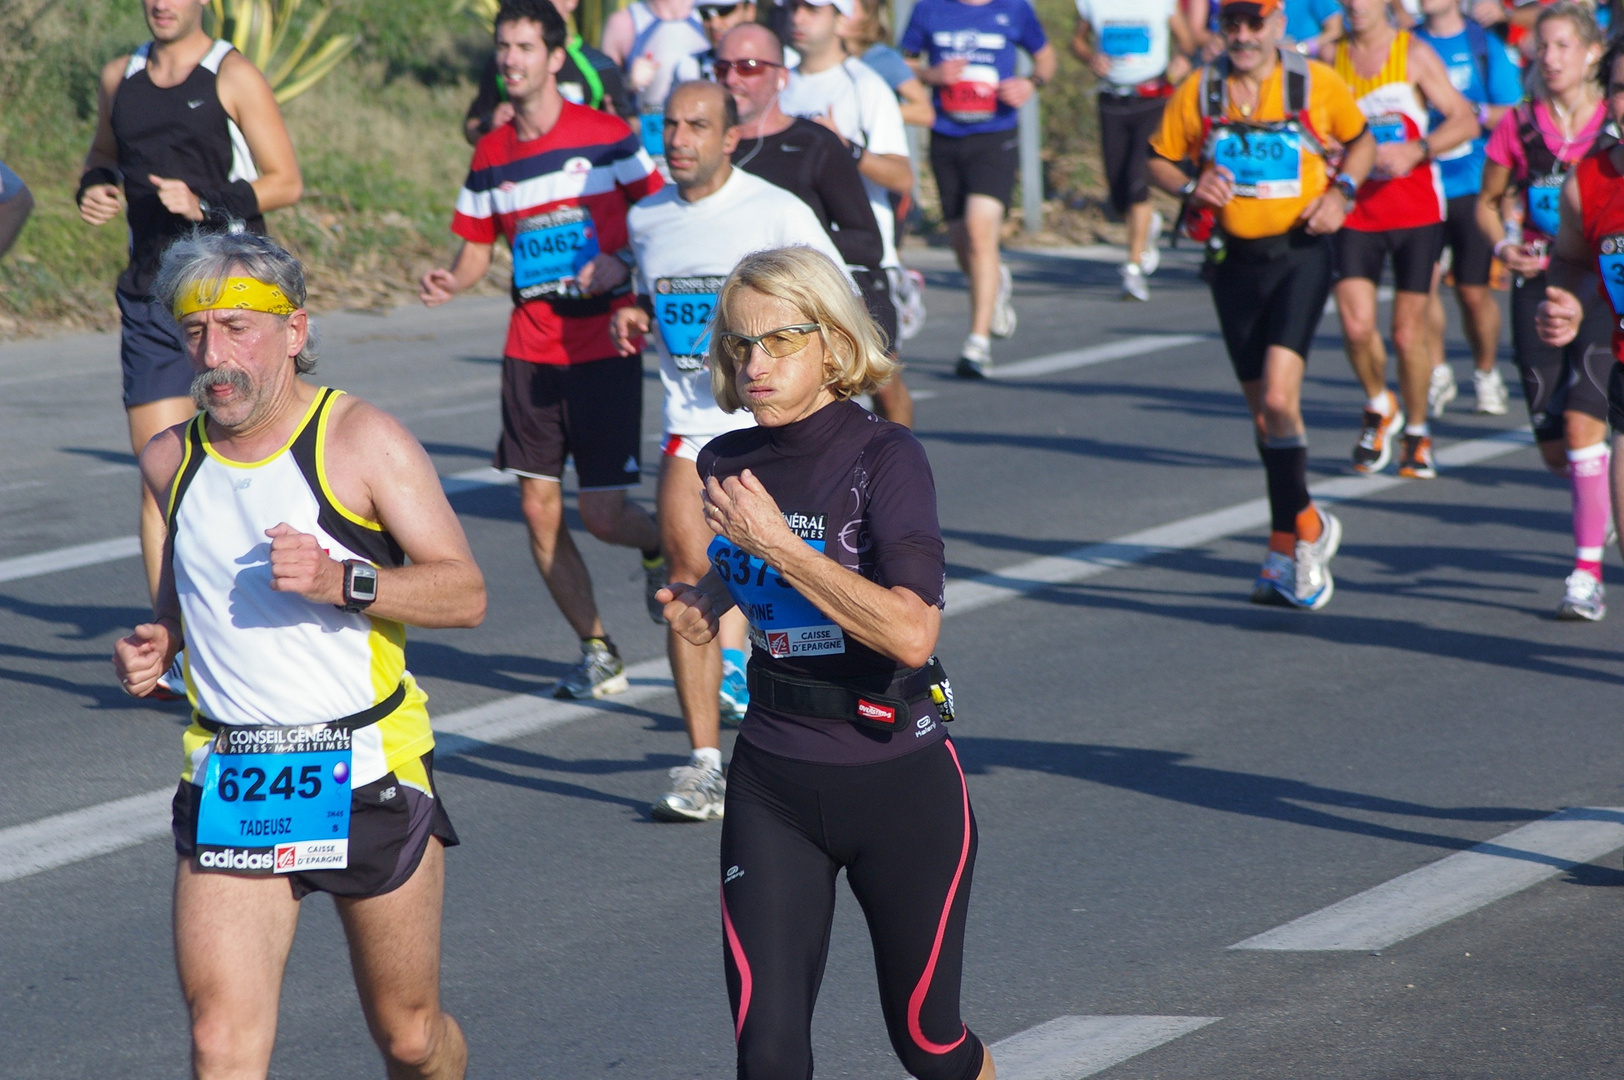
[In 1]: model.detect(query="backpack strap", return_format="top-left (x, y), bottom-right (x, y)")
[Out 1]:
top-left (1279, 47), bottom-right (1309, 114)
top-left (1198, 54), bottom-right (1230, 120)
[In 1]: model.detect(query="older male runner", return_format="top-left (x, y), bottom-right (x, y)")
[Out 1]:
top-left (113, 232), bottom-right (484, 1079)
top-left (613, 80), bottom-right (846, 820)
top-left (1149, 0), bottom-right (1374, 608)
top-left (80, 0), bottom-right (302, 617)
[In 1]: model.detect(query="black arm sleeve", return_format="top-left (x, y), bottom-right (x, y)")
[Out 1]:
top-left (811, 134), bottom-right (886, 272)
top-left (76, 167), bottom-right (120, 206)
top-left (465, 56), bottom-right (504, 145)
top-left (197, 179), bottom-right (259, 225)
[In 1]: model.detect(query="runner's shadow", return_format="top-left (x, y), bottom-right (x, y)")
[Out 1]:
top-left (953, 736), bottom-right (1554, 860)
top-left (57, 447), bottom-right (139, 467)
top-left (0, 594), bottom-right (154, 641)
top-left (419, 441), bottom-right (496, 461)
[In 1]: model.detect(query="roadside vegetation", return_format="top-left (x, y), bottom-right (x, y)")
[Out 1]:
top-left (0, 0), bottom-right (1114, 339)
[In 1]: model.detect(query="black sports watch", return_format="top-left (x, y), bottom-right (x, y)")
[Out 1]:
top-left (338, 559), bottom-right (379, 613)
top-left (1333, 172), bottom-right (1359, 203)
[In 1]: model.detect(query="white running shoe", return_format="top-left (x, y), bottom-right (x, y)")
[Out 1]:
top-left (990, 263), bottom-right (1017, 338)
top-left (1472, 368), bottom-right (1509, 415)
top-left (956, 334), bottom-right (992, 379)
top-left (893, 267), bottom-right (927, 341)
top-left (651, 763), bottom-right (727, 821)
top-left (1556, 568), bottom-right (1606, 621)
top-left (1428, 363), bottom-right (1458, 418)
top-left (1250, 551), bottom-right (1296, 606)
top-left (1140, 210), bottom-right (1164, 276)
top-left (553, 638), bottom-right (629, 699)
top-left (1121, 262), bottom-right (1150, 302)
top-left (1292, 509), bottom-right (1342, 610)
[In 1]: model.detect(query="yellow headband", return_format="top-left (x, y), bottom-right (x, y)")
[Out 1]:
top-left (172, 276), bottom-right (299, 320)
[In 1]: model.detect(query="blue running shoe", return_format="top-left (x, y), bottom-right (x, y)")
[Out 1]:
top-left (719, 657), bottom-right (749, 724)
top-left (1250, 551), bottom-right (1296, 607)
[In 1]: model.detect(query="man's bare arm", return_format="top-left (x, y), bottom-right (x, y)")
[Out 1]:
top-left (218, 52), bottom-right (303, 213)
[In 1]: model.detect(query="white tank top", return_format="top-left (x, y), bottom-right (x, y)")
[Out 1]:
top-left (169, 389), bottom-right (433, 789)
top-left (627, 0), bottom-right (709, 110)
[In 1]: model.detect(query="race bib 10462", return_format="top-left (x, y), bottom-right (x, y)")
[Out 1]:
top-left (195, 724), bottom-right (353, 875)
top-left (654, 275), bottom-right (724, 370)
top-left (512, 205), bottom-right (598, 295)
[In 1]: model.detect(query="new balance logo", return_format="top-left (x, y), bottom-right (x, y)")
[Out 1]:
top-left (623, 455), bottom-right (638, 473)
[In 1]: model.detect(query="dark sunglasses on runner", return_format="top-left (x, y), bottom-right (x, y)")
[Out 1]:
top-left (718, 324), bottom-right (821, 362)
top-left (698, 3), bottom-right (743, 19)
top-left (1219, 13), bottom-right (1267, 32)
top-left (713, 57), bottom-right (784, 79)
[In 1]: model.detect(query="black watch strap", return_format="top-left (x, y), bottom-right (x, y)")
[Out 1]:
top-left (337, 559), bottom-right (379, 613)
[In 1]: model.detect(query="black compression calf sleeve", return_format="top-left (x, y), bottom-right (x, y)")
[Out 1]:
top-left (1258, 436), bottom-right (1310, 535)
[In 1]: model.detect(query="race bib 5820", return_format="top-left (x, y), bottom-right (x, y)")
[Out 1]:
top-left (654, 275), bottom-right (724, 370)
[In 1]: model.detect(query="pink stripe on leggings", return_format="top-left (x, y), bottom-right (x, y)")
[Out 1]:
top-left (907, 738), bottom-right (972, 1055)
top-left (722, 888), bottom-right (753, 1041)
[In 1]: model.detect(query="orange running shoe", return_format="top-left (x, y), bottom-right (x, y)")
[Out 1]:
top-left (1351, 390), bottom-right (1403, 474)
top-left (1397, 433), bottom-right (1436, 478)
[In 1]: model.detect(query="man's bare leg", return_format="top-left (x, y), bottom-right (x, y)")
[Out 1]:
top-left (658, 454), bottom-right (721, 756)
top-left (1390, 290), bottom-right (1433, 426)
top-left (1455, 283), bottom-right (1501, 374)
top-left (1334, 276), bottom-right (1390, 402)
top-left (518, 476), bottom-right (605, 640)
top-left (871, 376), bottom-right (914, 428)
top-left (129, 396), bottom-right (196, 601)
top-left (1125, 199), bottom-right (1153, 270)
top-left (575, 488), bottom-right (660, 554)
top-left (335, 840), bottom-right (466, 1080)
top-left (174, 858), bottom-right (302, 1079)
top-left (949, 195), bottom-right (1007, 340)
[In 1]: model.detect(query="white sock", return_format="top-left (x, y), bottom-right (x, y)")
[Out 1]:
top-left (1404, 422), bottom-right (1428, 437)
top-left (966, 333), bottom-right (989, 349)
top-left (691, 747), bottom-right (722, 772)
top-left (1366, 391), bottom-right (1390, 411)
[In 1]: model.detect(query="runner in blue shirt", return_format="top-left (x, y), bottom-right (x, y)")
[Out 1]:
top-left (901, 0), bottom-right (1055, 377)
top-left (1283, 0), bottom-right (1341, 53)
top-left (1417, 0), bottom-right (1522, 415)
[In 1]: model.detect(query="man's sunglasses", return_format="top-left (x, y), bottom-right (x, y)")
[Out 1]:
top-left (718, 323), bottom-right (821, 362)
top-left (698, 3), bottom-right (742, 19)
top-left (1219, 13), bottom-right (1267, 32)
top-left (713, 57), bottom-right (784, 79)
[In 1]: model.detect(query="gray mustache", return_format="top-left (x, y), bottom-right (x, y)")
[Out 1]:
top-left (190, 367), bottom-right (252, 410)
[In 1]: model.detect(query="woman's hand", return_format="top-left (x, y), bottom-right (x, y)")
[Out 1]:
top-left (657, 581), bottom-right (722, 646)
top-left (703, 469), bottom-right (795, 558)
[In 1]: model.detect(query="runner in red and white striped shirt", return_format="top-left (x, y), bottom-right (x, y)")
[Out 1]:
top-left (421, 0), bottom-right (668, 701)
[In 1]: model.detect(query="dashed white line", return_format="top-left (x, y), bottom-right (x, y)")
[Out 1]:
top-left (1230, 807), bottom-right (1624, 951)
top-left (988, 1014), bottom-right (1220, 1080)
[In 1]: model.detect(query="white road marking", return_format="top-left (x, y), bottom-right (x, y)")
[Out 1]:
top-left (989, 334), bottom-right (1208, 380)
top-left (0, 536), bottom-right (144, 585)
top-left (1230, 807), bottom-right (1624, 952)
top-left (988, 1015), bottom-right (1220, 1080)
top-left (0, 428), bottom-right (1536, 883)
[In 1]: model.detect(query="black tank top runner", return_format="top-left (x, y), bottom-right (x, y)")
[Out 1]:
top-left (111, 40), bottom-right (265, 296)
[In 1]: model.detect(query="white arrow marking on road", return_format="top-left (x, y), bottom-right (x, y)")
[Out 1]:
top-left (0, 426), bottom-right (1540, 885)
top-left (985, 1015), bottom-right (1220, 1080)
top-left (1230, 807), bottom-right (1624, 951)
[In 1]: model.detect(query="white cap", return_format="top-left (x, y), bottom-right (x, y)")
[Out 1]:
top-left (799, 0), bottom-right (856, 16)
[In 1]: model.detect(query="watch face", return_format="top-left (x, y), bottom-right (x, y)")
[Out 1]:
top-left (350, 565), bottom-right (378, 601)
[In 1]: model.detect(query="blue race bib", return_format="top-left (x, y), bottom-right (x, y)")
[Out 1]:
top-left (653, 275), bottom-right (724, 370)
top-left (512, 206), bottom-right (598, 297)
top-left (641, 110), bottom-right (665, 158)
top-left (1527, 177), bottom-right (1563, 238)
top-left (1369, 115), bottom-right (1408, 144)
top-left (709, 528), bottom-right (847, 660)
top-left (1100, 22), bottom-right (1152, 56)
top-left (195, 724), bottom-right (352, 874)
top-left (1598, 235), bottom-right (1624, 328)
top-left (1210, 125), bottom-right (1302, 198)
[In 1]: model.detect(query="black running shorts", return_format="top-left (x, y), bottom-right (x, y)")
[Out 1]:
top-left (495, 353), bottom-right (644, 489)
top-left (853, 266), bottom-right (900, 353)
top-left (1608, 360), bottom-right (1624, 433)
top-left (929, 129), bottom-right (1019, 220)
top-left (1097, 94), bottom-right (1166, 215)
top-left (1439, 193), bottom-right (1494, 288)
top-left (118, 289), bottom-right (195, 408)
top-left (1510, 271), bottom-right (1613, 441)
top-left (1208, 229), bottom-right (1335, 383)
top-left (173, 751), bottom-right (459, 901)
top-left (721, 737), bottom-right (985, 1080)
top-left (1335, 222), bottom-right (1444, 294)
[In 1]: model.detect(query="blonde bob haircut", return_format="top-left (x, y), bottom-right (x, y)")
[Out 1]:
top-left (708, 246), bottom-right (898, 414)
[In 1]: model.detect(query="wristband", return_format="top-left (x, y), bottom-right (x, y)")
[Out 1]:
top-left (196, 178), bottom-right (259, 225)
top-left (1179, 179), bottom-right (1197, 198)
top-left (1030, 73), bottom-right (1046, 88)
top-left (1493, 238), bottom-right (1516, 258)
top-left (1416, 139), bottom-right (1432, 162)
top-left (849, 140), bottom-right (865, 163)
top-left (76, 167), bottom-right (120, 206)
top-left (614, 246), bottom-right (637, 270)
top-left (1333, 172), bottom-right (1358, 202)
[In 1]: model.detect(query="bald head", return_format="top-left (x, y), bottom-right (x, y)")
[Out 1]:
top-left (719, 22), bottom-right (785, 64)
top-left (668, 79), bottom-right (738, 130)
top-left (664, 80), bottom-right (741, 196)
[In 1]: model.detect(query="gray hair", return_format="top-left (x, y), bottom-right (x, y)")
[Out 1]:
top-left (151, 230), bottom-right (319, 374)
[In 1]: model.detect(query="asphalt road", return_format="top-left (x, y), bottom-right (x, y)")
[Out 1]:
top-left (1, 240), bottom-right (1621, 1079)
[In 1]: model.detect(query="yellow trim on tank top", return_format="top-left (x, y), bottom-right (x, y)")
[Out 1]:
top-left (1334, 31), bottom-right (1409, 98)
top-left (179, 674), bottom-right (435, 784)
top-left (198, 390), bottom-right (324, 470)
top-left (165, 419), bottom-right (199, 522)
top-left (314, 389), bottom-right (386, 532)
